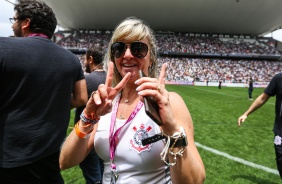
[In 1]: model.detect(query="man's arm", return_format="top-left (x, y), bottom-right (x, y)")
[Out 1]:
top-left (238, 92), bottom-right (270, 126)
top-left (71, 79), bottom-right (88, 108)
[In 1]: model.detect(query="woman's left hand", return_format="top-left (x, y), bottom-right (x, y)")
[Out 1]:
top-left (135, 63), bottom-right (179, 134)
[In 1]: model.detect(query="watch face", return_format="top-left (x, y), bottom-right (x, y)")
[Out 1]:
top-left (169, 136), bottom-right (188, 147)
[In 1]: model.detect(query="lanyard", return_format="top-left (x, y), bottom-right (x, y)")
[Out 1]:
top-left (28, 33), bottom-right (48, 39)
top-left (109, 94), bottom-right (143, 171)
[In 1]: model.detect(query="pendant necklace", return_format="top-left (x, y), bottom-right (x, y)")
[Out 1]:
top-left (119, 99), bottom-right (130, 119)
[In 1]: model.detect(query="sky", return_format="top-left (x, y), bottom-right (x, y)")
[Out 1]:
top-left (1, 0), bottom-right (282, 41)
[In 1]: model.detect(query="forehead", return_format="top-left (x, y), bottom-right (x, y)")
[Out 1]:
top-left (119, 37), bottom-right (149, 45)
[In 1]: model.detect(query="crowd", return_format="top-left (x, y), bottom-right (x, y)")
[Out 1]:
top-left (158, 57), bottom-right (281, 83)
top-left (58, 31), bottom-right (281, 84)
top-left (172, 35), bottom-right (280, 55)
top-left (57, 31), bottom-right (281, 56)
top-left (57, 32), bottom-right (110, 52)
top-left (76, 54), bottom-right (281, 83)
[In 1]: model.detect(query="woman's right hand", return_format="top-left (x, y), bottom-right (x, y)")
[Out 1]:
top-left (84, 61), bottom-right (131, 117)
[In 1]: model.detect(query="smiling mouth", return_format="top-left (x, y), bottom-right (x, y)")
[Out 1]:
top-left (123, 63), bottom-right (137, 67)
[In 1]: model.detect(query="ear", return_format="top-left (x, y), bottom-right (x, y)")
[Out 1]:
top-left (149, 60), bottom-right (153, 67)
top-left (89, 56), bottom-right (94, 64)
top-left (22, 18), bottom-right (31, 31)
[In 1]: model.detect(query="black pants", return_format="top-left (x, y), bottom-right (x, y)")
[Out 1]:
top-left (248, 88), bottom-right (253, 99)
top-left (274, 143), bottom-right (282, 178)
top-left (0, 151), bottom-right (64, 184)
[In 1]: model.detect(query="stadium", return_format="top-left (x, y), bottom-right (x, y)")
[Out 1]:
top-left (41, 0), bottom-right (282, 183)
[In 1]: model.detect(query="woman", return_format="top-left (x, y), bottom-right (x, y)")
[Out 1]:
top-left (60, 17), bottom-right (205, 184)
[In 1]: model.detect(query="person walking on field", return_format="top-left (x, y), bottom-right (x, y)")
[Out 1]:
top-left (238, 73), bottom-right (282, 178)
top-left (248, 77), bottom-right (253, 100)
top-left (0, 0), bottom-right (87, 183)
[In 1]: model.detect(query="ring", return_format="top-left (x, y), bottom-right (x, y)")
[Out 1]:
top-left (157, 85), bottom-right (161, 92)
top-left (91, 91), bottom-right (98, 99)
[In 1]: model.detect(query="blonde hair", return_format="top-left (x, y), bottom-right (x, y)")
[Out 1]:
top-left (104, 17), bottom-right (157, 86)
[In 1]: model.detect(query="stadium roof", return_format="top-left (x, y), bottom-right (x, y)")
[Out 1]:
top-left (42, 0), bottom-right (282, 36)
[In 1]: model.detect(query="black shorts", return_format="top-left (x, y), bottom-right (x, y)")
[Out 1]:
top-left (0, 151), bottom-right (64, 184)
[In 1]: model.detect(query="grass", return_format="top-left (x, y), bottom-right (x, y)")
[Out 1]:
top-left (62, 85), bottom-right (281, 183)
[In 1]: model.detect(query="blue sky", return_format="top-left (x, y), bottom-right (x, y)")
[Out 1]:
top-left (1, 0), bottom-right (282, 42)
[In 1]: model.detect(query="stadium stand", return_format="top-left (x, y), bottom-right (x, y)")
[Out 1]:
top-left (54, 30), bottom-right (282, 84)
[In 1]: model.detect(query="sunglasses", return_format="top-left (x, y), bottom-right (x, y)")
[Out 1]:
top-left (111, 42), bottom-right (148, 58)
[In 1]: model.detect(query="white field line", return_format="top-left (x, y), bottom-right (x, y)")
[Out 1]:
top-left (195, 142), bottom-right (279, 175)
top-left (192, 87), bottom-right (275, 105)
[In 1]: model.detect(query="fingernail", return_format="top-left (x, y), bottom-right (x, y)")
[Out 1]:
top-left (137, 91), bottom-right (142, 95)
top-left (135, 80), bottom-right (139, 85)
top-left (136, 86), bottom-right (140, 91)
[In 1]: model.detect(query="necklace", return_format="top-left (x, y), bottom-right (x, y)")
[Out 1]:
top-left (119, 99), bottom-right (130, 119)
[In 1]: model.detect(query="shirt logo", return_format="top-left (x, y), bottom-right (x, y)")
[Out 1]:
top-left (130, 123), bottom-right (152, 154)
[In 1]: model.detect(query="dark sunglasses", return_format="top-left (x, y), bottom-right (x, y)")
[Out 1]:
top-left (111, 42), bottom-right (148, 58)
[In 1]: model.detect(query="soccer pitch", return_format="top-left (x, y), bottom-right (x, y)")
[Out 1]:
top-left (62, 85), bottom-right (281, 184)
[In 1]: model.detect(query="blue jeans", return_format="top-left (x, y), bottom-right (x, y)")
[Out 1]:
top-left (79, 149), bottom-right (104, 184)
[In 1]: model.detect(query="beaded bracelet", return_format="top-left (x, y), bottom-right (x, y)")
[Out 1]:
top-left (80, 110), bottom-right (100, 124)
top-left (160, 127), bottom-right (188, 166)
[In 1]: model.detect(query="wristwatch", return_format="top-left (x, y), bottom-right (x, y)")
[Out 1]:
top-left (169, 127), bottom-right (188, 148)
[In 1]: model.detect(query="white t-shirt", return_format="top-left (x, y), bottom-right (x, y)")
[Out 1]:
top-left (94, 95), bottom-right (171, 184)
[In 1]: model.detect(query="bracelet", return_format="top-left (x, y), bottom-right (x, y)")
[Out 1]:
top-left (75, 121), bottom-right (93, 139)
top-left (80, 110), bottom-right (100, 124)
top-left (169, 127), bottom-right (188, 148)
top-left (168, 147), bottom-right (186, 165)
top-left (160, 127), bottom-right (188, 167)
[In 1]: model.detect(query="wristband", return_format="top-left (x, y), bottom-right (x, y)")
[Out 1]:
top-left (141, 133), bottom-right (166, 146)
top-left (141, 127), bottom-right (188, 147)
top-left (75, 122), bottom-right (92, 139)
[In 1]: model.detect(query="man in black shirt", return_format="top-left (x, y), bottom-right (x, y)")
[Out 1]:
top-left (238, 73), bottom-right (282, 178)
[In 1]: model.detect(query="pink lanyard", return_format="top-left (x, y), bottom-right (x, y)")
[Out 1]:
top-left (109, 94), bottom-right (143, 171)
top-left (28, 33), bottom-right (48, 39)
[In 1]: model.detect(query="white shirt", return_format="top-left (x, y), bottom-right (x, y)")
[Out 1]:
top-left (94, 95), bottom-right (171, 184)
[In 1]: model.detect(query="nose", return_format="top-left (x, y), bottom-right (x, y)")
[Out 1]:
top-left (123, 44), bottom-right (134, 59)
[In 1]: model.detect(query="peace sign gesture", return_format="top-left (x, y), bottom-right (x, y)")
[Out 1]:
top-left (84, 62), bottom-right (131, 117)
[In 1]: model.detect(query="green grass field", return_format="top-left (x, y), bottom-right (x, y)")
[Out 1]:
top-left (62, 85), bottom-right (281, 183)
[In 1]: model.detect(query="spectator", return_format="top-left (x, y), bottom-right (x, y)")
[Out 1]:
top-left (248, 77), bottom-right (253, 100)
top-left (0, 0), bottom-right (87, 183)
top-left (238, 73), bottom-right (282, 178)
top-left (74, 47), bottom-right (106, 184)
